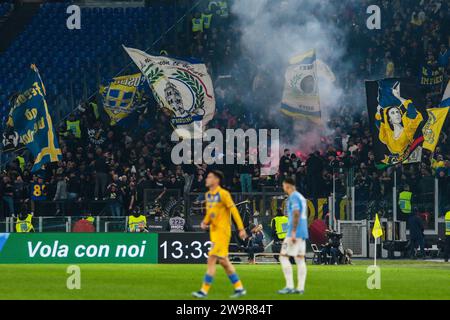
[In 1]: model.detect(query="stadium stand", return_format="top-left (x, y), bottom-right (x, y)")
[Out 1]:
top-left (0, 2), bottom-right (13, 18)
top-left (0, 1), bottom-right (183, 122)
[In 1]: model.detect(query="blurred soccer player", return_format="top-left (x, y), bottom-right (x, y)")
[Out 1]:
top-left (192, 170), bottom-right (247, 299)
top-left (278, 177), bottom-right (309, 295)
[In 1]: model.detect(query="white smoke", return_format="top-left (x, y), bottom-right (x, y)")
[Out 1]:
top-left (230, 0), bottom-right (355, 156)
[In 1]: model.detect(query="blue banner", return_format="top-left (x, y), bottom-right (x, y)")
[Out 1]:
top-left (7, 65), bottom-right (62, 172)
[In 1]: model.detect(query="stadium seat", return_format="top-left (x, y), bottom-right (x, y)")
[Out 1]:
top-left (0, 3), bottom-right (186, 118)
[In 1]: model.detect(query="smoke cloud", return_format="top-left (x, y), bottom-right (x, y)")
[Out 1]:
top-left (230, 0), bottom-right (357, 156)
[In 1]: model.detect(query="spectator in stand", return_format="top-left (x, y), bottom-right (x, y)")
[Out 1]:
top-left (409, 208), bottom-right (426, 258)
top-left (306, 151), bottom-right (323, 199)
top-left (67, 172), bottom-right (80, 201)
top-left (106, 183), bottom-right (123, 217)
top-left (1, 176), bottom-right (15, 216)
top-left (93, 147), bottom-right (109, 200)
top-left (279, 149), bottom-right (292, 178)
top-left (182, 155), bottom-right (197, 194)
top-left (53, 169), bottom-right (68, 215)
top-left (239, 152), bottom-right (253, 193)
top-left (154, 172), bottom-right (167, 189)
top-left (13, 175), bottom-right (28, 205)
top-left (128, 181), bottom-right (138, 212)
top-left (192, 172), bottom-right (206, 192)
top-left (167, 175), bottom-right (183, 190)
top-left (119, 175), bottom-right (131, 215)
top-left (243, 223), bottom-right (265, 264)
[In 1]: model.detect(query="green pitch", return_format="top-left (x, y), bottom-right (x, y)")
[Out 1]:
top-left (0, 260), bottom-right (448, 300)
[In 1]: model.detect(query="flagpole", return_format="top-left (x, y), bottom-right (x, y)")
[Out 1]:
top-left (374, 237), bottom-right (377, 267)
top-left (393, 168), bottom-right (397, 242)
top-left (332, 167), bottom-right (336, 230)
top-left (372, 213), bottom-right (382, 267)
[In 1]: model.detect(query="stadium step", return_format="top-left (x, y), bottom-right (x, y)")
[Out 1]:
top-left (0, 2), bottom-right (40, 54)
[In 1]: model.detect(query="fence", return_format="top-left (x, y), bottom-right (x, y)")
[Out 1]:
top-left (0, 169), bottom-right (446, 236)
top-left (4, 216), bottom-right (127, 233)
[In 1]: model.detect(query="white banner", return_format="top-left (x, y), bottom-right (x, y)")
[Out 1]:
top-left (123, 46), bottom-right (215, 138)
top-left (280, 49), bottom-right (321, 122)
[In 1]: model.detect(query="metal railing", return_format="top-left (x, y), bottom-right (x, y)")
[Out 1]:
top-left (0, 172), bottom-right (445, 236)
top-left (4, 216), bottom-right (130, 233)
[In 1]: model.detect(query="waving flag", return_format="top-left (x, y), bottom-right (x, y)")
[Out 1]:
top-left (7, 65), bottom-right (62, 172)
top-left (100, 73), bottom-right (145, 125)
top-left (281, 49), bottom-right (321, 122)
top-left (366, 79), bottom-right (449, 168)
top-left (441, 81), bottom-right (450, 107)
top-left (423, 81), bottom-right (450, 151)
top-left (123, 46), bottom-right (215, 139)
top-left (372, 214), bottom-right (383, 239)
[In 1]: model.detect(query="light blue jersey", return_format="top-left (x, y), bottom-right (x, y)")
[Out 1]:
top-left (286, 191), bottom-right (309, 239)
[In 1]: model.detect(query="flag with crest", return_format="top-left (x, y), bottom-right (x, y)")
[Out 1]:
top-left (123, 46), bottom-right (215, 139)
top-left (99, 73), bottom-right (145, 125)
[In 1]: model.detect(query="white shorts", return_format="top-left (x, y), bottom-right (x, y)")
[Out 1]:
top-left (280, 237), bottom-right (306, 257)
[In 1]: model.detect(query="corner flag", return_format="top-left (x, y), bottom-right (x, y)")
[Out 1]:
top-left (372, 214), bottom-right (383, 239)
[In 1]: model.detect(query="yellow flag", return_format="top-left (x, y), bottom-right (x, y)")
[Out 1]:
top-left (372, 214), bottom-right (383, 239)
top-left (422, 107), bottom-right (450, 151)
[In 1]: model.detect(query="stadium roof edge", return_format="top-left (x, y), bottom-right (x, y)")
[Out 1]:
top-left (77, 0), bottom-right (145, 9)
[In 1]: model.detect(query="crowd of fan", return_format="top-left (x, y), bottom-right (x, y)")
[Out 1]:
top-left (0, 0), bottom-right (449, 218)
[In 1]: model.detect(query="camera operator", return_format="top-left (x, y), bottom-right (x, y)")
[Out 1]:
top-left (243, 223), bottom-right (265, 264)
top-left (321, 230), bottom-right (344, 265)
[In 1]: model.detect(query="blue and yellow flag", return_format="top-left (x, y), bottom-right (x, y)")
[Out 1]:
top-left (441, 80), bottom-right (450, 107)
top-left (366, 79), bottom-right (449, 168)
top-left (100, 73), bottom-right (144, 125)
top-left (423, 81), bottom-right (450, 151)
top-left (281, 49), bottom-right (321, 122)
top-left (7, 65), bottom-right (62, 172)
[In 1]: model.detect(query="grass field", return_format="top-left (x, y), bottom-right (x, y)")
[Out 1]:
top-left (0, 260), bottom-right (449, 300)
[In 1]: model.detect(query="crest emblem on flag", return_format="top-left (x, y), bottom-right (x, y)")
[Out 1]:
top-left (100, 73), bottom-right (145, 125)
top-left (280, 49), bottom-right (334, 123)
